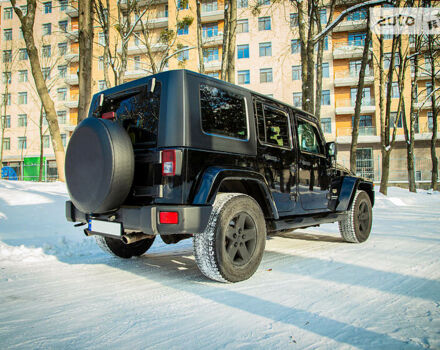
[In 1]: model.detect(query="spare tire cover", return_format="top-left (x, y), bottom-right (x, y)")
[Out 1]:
top-left (65, 117), bottom-right (135, 214)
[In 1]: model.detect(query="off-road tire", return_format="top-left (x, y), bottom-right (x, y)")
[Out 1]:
top-left (96, 235), bottom-right (155, 258)
top-left (339, 190), bottom-right (372, 243)
top-left (193, 193), bottom-right (266, 283)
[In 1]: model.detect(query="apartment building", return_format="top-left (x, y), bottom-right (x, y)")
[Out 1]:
top-left (0, 0), bottom-right (438, 183)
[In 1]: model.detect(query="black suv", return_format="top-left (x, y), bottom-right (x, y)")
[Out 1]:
top-left (65, 70), bottom-right (374, 282)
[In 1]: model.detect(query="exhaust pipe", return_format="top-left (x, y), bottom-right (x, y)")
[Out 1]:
top-left (121, 233), bottom-right (154, 245)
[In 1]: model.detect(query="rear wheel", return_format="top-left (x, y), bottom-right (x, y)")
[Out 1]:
top-left (339, 190), bottom-right (372, 243)
top-left (96, 235), bottom-right (155, 258)
top-left (193, 193), bottom-right (266, 282)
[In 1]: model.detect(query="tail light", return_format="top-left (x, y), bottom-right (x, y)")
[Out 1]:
top-left (159, 211), bottom-right (179, 224)
top-left (101, 112), bottom-right (115, 120)
top-left (162, 149), bottom-right (176, 176)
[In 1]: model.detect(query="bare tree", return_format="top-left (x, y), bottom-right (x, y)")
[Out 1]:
top-left (78, 0), bottom-right (94, 123)
top-left (350, 13), bottom-right (371, 173)
top-left (10, 0), bottom-right (65, 182)
top-left (221, 0), bottom-right (237, 83)
top-left (196, 0), bottom-right (205, 74)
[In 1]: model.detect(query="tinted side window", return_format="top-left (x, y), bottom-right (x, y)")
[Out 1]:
top-left (200, 84), bottom-right (247, 140)
top-left (256, 102), bottom-right (290, 148)
top-left (103, 81), bottom-right (161, 148)
top-left (297, 119), bottom-right (323, 154)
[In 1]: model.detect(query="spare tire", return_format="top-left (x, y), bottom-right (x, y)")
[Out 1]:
top-left (65, 117), bottom-right (135, 214)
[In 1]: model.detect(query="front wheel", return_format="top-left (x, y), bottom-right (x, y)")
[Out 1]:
top-left (96, 235), bottom-right (155, 258)
top-left (193, 193), bottom-right (266, 283)
top-left (339, 190), bottom-right (372, 243)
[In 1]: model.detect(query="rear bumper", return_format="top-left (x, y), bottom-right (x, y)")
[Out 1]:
top-left (66, 201), bottom-right (212, 236)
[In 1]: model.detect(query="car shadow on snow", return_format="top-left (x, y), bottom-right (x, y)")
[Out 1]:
top-left (89, 245), bottom-right (423, 350)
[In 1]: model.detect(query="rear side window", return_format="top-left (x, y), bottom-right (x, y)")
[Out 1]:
top-left (297, 118), bottom-right (323, 154)
top-left (102, 81), bottom-right (161, 148)
top-left (256, 101), bottom-right (291, 148)
top-left (200, 83), bottom-right (248, 140)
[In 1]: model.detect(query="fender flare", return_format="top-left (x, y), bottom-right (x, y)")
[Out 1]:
top-left (330, 176), bottom-right (374, 212)
top-left (192, 166), bottom-right (279, 219)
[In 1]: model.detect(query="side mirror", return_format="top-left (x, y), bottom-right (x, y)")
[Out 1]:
top-left (326, 142), bottom-right (337, 160)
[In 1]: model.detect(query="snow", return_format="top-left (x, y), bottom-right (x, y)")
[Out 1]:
top-left (0, 180), bottom-right (439, 349)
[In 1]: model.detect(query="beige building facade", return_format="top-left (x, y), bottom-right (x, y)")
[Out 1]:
top-left (0, 0), bottom-right (439, 184)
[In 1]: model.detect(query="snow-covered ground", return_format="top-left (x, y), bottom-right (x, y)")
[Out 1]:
top-left (0, 180), bottom-right (439, 350)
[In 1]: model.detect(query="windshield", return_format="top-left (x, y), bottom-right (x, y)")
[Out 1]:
top-left (100, 81), bottom-right (161, 149)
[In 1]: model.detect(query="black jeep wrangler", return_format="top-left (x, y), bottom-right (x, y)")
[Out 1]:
top-left (65, 69), bottom-right (373, 282)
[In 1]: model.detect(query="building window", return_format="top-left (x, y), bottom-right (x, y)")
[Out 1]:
top-left (293, 92), bottom-right (302, 107)
top-left (237, 44), bottom-right (249, 59)
top-left (290, 13), bottom-right (298, 27)
top-left (43, 23), bottom-right (52, 36)
top-left (391, 82), bottom-right (399, 98)
top-left (3, 138), bottom-right (10, 151)
top-left (18, 114), bottom-right (27, 127)
top-left (59, 20), bottom-right (68, 32)
top-left (384, 53), bottom-right (400, 69)
top-left (4, 7), bottom-right (13, 20)
top-left (177, 25), bottom-right (189, 35)
top-left (347, 9), bottom-right (367, 21)
top-left (43, 135), bottom-right (50, 148)
top-left (57, 88), bottom-right (67, 101)
top-left (292, 65), bottom-right (301, 80)
top-left (258, 0), bottom-right (270, 5)
top-left (99, 32), bottom-right (106, 46)
top-left (42, 67), bottom-right (51, 80)
top-left (322, 62), bottom-right (329, 78)
top-left (18, 137), bottom-right (27, 150)
top-left (201, 0), bottom-right (218, 12)
top-left (42, 45), bottom-right (51, 58)
top-left (177, 0), bottom-right (188, 10)
top-left (237, 19), bottom-right (249, 33)
top-left (320, 9), bottom-right (327, 24)
top-left (43, 2), bottom-right (52, 14)
top-left (206, 72), bottom-right (219, 78)
top-left (202, 23), bottom-right (218, 38)
top-left (4, 29), bottom-right (12, 41)
top-left (58, 65), bottom-right (67, 78)
top-left (59, 0), bottom-right (68, 11)
top-left (18, 92), bottom-right (28, 105)
top-left (3, 50), bottom-right (12, 63)
top-left (426, 81), bottom-right (433, 96)
top-left (98, 56), bottom-right (104, 70)
top-left (291, 39), bottom-right (300, 54)
top-left (20, 5), bottom-right (28, 15)
top-left (237, 70), bottom-right (250, 84)
top-left (353, 115), bottom-right (374, 135)
top-left (177, 46), bottom-right (189, 61)
top-left (259, 42), bottom-right (272, 57)
top-left (258, 17), bottom-right (271, 31)
top-left (350, 60), bottom-right (370, 76)
top-left (321, 90), bottom-right (330, 105)
top-left (58, 42), bottom-right (68, 56)
top-left (2, 94), bottom-right (11, 106)
top-left (61, 134), bottom-right (67, 147)
top-left (390, 112), bottom-right (402, 128)
top-left (237, 0), bottom-right (248, 8)
top-left (19, 28), bottom-right (24, 39)
top-left (428, 112), bottom-right (433, 131)
top-left (321, 118), bottom-right (331, 133)
top-left (260, 68), bottom-right (273, 83)
top-left (351, 87), bottom-right (371, 105)
top-left (203, 47), bottom-right (219, 62)
top-left (98, 80), bottom-right (107, 91)
top-left (348, 32), bottom-right (366, 46)
top-left (356, 148), bottom-right (374, 180)
top-left (19, 48), bottom-right (28, 60)
top-left (133, 55), bottom-right (141, 70)
top-left (57, 110), bottom-right (67, 124)
top-left (2, 115), bottom-right (11, 128)
top-left (2, 72), bottom-right (11, 84)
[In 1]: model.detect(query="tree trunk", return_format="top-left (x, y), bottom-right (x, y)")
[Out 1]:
top-left (78, 0), bottom-right (94, 122)
top-left (11, 0), bottom-right (65, 182)
top-left (428, 39), bottom-right (438, 190)
top-left (0, 83), bottom-right (9, 165)
top-left (350, 16), bottom-right (371, 173)
top-left (39, 106), bottom-right (44, 182)
top-left (380, 150), bottom-right (391, 195)
top-left (221, 0), bottom-right (236, 83)
top-left (196, 0), bottom-right (205, 74)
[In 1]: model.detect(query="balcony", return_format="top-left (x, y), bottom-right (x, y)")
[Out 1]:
top-left (335, 126), bottom-right (379, 143)
top-left (118, 43), bottom-right (167, 55)
top-left (335, 98), bottom-right (376, 115)
top-left (333, 41), bottom-right (371, 60)
top-left (333, 19), bottom-right (367, 33)
top-left (64, 74), bottom-right (78, 85)
top-left (65, 2), bottom-right (78, 17)
top-left (65, 29), bottom-right (79, 42)
top-left (201, 9), bottom-right (224, 22)
top-left (119, 0), bottom-right (166, 8)
top-left (65, 51), bottom-right (79, 62)
top-left (414, 99), bottom-right (440, 110)
top-left (64, 100), bottom-right (78, 109)
top-left (334, 70), bottom-right (374, 87)
top-left (202, 33), bottom-right (223, 47)
top-left (124, 70), bottom-right (149, 80)
top-left (204, 60), bottom-right (221, 72)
